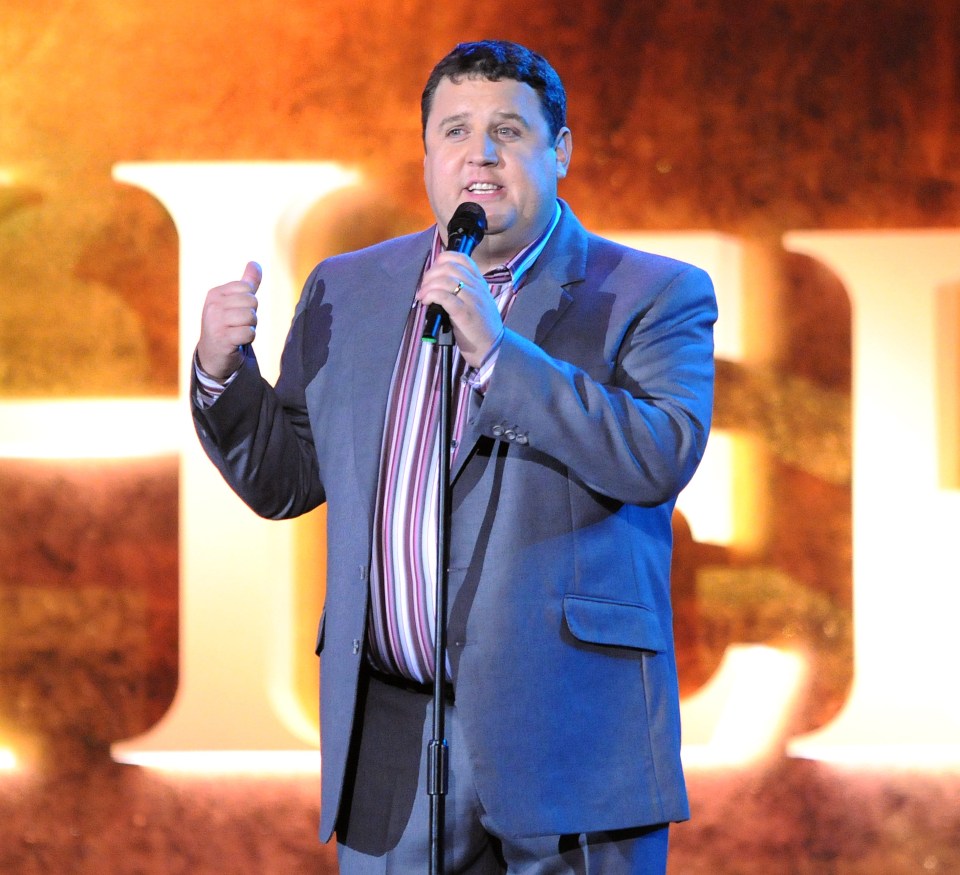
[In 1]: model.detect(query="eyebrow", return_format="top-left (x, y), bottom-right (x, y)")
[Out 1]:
top-left (435, 110), bottom-right (533, 130)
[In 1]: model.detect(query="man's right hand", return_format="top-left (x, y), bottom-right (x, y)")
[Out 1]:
top-left (196, 261), bottom-right (262, 380)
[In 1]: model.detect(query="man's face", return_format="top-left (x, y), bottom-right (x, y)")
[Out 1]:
top-left (423, 75), bottom-right (572, 271)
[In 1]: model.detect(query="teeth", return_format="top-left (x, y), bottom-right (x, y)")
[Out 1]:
top-left (469, 183), bottom-right (499, 191)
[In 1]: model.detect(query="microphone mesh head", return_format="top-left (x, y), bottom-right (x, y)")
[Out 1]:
top-left (447, 202), bottom-right (487, 241)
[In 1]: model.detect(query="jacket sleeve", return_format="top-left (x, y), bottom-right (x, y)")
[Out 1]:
top-left (473, 261), bottom-right (717, 507)
top-left (190, 268), bottom-right (327, 521)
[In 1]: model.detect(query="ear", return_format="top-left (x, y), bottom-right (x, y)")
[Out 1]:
top-left (554, 127), bottom-right (573, 180)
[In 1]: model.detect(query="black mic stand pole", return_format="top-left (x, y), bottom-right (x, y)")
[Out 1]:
top-left (428, 311), bottom-right (454, 875)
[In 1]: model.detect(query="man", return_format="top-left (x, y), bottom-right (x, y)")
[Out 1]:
top-left (193, 40), bottom-right (716, 874)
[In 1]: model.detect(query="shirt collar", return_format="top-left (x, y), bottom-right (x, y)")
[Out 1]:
top-left (427, 200), bottom-right (562, 286)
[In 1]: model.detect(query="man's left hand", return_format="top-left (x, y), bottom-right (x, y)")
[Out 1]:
top-left (417, 251), bottom-right (503, 368)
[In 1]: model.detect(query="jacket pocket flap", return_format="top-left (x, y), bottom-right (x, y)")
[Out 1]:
top-left (562, 594), bottom-right (666, 652)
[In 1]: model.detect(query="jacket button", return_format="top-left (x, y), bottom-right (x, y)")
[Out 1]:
top-left (516, 434), bottom-right (529, 445)
top-left (492, 425), bottom-right (504, 437)
top-left (352, 639), bottom-right (360, 655)
top-left (504, 429), bottom-right (516, 441)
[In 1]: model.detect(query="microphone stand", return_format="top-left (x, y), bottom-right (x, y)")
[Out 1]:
top-left (422, 202), bottom-right (484, 874)
top-left (427, 311), bottom-right (454, 875)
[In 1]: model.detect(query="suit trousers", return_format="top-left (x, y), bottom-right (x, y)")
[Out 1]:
top-left (335, 672), bottom-right (670, 874)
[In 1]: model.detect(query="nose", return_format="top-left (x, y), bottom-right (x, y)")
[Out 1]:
top-left (468, 131), bottom-right (499, 165)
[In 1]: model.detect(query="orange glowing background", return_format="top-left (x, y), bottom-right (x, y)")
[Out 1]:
top-left (2, 2), bottom-right (960, 873)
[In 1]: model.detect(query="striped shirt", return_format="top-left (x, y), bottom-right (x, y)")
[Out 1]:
top-left (366, 202), bottom-right (561, 683)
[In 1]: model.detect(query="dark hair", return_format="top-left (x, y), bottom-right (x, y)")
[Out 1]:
top-left (420, 40), bottom-right (567, 141)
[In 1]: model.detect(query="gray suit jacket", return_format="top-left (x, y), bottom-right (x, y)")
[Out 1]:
top-left (193, 202), bottom-right (717, 841)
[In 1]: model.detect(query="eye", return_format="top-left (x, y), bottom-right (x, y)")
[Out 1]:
top-left (445, 126), bottom-right (467, 138)
top-left (496, 127), bottom-right (520, 140)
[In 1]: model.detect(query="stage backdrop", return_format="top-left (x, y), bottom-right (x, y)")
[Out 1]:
top-left (1, 2), bottom-right (959, 873)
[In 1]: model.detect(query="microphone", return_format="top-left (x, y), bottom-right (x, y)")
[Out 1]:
top-left (422, 202), bottom-right (487, 343)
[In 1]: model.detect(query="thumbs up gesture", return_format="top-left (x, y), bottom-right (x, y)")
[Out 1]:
top-left (196, 261), bottom-right (262, 380)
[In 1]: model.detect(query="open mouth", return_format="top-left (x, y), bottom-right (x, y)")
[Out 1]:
top-left (466, 182), bottom-right (502, 195)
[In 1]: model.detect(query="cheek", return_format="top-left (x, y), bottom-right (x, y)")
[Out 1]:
top-left (424, 160), bottom-right (444, 198)
top-left (425, 154), bottom-right (455, 187)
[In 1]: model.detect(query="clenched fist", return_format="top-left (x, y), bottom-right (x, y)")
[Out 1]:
top-left (196, 261), bottom-right (262, 380)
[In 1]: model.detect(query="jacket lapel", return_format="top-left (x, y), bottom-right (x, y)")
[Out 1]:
top-left (348, 230), bottom-right (434, 514)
